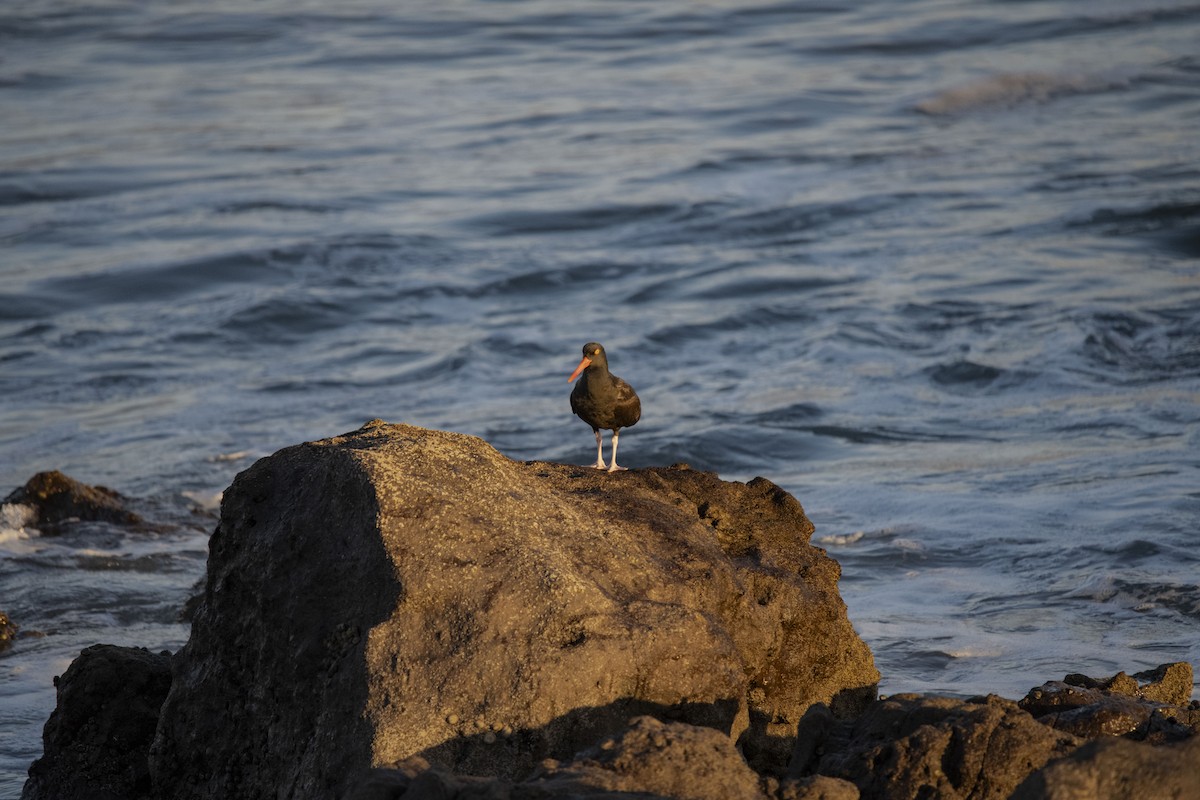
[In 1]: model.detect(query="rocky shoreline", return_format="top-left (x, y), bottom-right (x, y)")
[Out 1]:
top-left (11, 421), bottom-right (1200, 799)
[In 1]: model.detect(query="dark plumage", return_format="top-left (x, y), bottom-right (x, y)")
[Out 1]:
top-left (568, 342), bottom-right (641, 472)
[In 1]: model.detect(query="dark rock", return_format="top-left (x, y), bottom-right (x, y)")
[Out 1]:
top-left (1062, 661), bottom-right (1193, 706)
top-left (1141, 706), bottom-right (1200, 745)
top-left (1012, 734), bottom-right (1200, 800)
top-left (811, 694), bottom-right (1080, 800)
top-left (1021, 663), bottom-right (1198, 742)
top-left (777, 774), bottom-right (860, 800)
top-left (343, 765), bottom-right (415, 800)
top-left (784, 702), bottom-right (836, 779)
top-left (0, 610), bottom-right (16, 654)
top-left (1039, 695), bottom-right (1152, 740)
top-left (21, 645), bottom-right (171, 800)
top-left (346, 758), bottom-right (513, 800)
top-left (1062, 670), bottom-right (1139, 696)
top-left (1020, 682), bottom-right (1151, 738)
top-left (148, 421), bottom-right (879, 799)
top-left (4, 470), bottom-right (141, 532)
top-left (1020, 681), bottom-right (1110, 717)
top-left (531, 716), bottom-right (767, 799)
top-left (347, 717), bottom-right (770, 799)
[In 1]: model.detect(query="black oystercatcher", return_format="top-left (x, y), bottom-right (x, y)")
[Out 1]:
top-left (568, 342), bottom-right (641, 472)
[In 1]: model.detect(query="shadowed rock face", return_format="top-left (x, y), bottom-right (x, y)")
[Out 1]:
top-left (1011, 735), bottom-right (1200, 800)
top-left (531, 715), bottom-right (768, 799)
top-left (785, 671), bottom-right (1200, 800)
top-left (148, 420), bottom-right (879, 798)
top-left (802, 694), bottom-right (1082, 800)
top-left (22, 645), bottom-right (171, 800)
top-left (346, 717), bottom-right (772, 800)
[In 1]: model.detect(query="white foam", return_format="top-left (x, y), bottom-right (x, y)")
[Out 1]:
top-left (181, 490), bottom-right (223, 512)
top-left (0, 504), bottom-right (41, 553)
top-left (816, 531), bottom-right (866, 546)
top-left (0, 503), bottom-right (38, 537)
top-left (946, 645), bottom-right (1005, 660)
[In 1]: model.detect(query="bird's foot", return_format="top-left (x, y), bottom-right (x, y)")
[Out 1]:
top-left (590, 459), bottom-right (607, 470)
top-left (607, 464), bottom-right (627, 473)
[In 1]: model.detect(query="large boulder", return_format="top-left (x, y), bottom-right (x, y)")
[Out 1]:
top-left (21, 645), bottom-right (171, 800)
top-left (148, 420), bottom-right (879, 798)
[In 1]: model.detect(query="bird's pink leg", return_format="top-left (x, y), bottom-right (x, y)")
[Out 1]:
top-left (607, 429), bottom-right (627, 472)
top-left (591, 429), bottom-right (606, 469)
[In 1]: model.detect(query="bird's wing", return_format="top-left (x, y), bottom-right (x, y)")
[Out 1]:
top-left (569, 383), bottom-right (584, 417)
top-left (614, 379), bottom-right (641, 427)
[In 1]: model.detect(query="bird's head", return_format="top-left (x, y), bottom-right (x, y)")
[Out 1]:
top-left (568, 342), bottom-right (607, 381)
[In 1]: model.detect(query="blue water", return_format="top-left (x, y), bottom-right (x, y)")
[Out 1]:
top-left (3, 0), bottom-right (1199, 793)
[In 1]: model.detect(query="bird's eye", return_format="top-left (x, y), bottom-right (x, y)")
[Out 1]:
top-left (592, 349), bottom-right (600, 355)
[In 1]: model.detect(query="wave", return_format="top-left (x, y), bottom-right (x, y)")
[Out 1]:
top-left (467, 202), bottom-right (682, 237)
top-left (807, 425), bottom-right (987, 445)
top-left (471, 259), bottom-right (650, 299)
top-left (645, 304), bottom-right (804, 346)
top-left (17, 233), bottom-right (458, 317)
top-left (626, 194), bottom-right (906, 248)
top-left (1076, 306), bottom-right (1200, 383)
top-left (0, 165), bottom-right (176, 207)
top-left (222, 294), bottom-right (358, 344)
top-left (1071, 199), bottom-right (1200, 258)
top-left (214, 200), bottom-right (338, 215)
top-left (1068, 574), bottom-right (1200, 622)
top-left (923, 359), bottom-right (1038, 394)
top-left (818, 5), bottom-right (1200, 58)
top-left (27, 249), bottom-right (281, 310)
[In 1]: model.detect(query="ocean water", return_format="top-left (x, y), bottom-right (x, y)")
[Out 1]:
top-left (2, 0), bottom-right (1199, 792)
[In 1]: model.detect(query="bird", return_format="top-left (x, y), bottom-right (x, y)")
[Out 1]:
top-left (568, 342), bottom-right (641, 472)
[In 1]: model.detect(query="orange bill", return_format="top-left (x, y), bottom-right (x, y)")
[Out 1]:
top-left (568, 356), bottom-right (592, 382)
